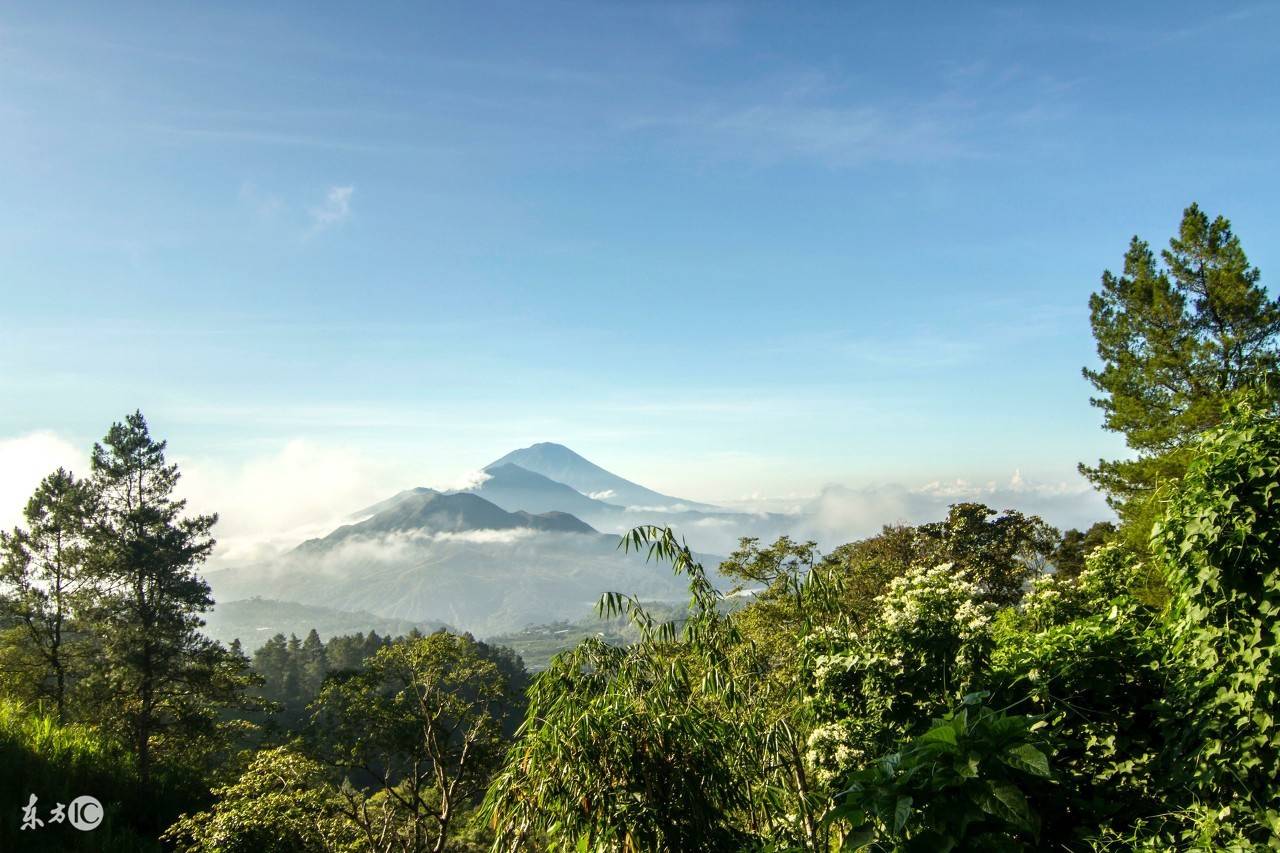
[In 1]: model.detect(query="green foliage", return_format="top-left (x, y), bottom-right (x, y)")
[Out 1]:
top-left (807, 563), bottom-right (996, 778)
top-left (0, 697), bottom-right (179, 852)
top-left (482, 526), bottom-right (757, 852)
top-left (1051, 521), bottom-right (1117, 580)
top-left (991, 610), bottom-right (1169, 843)
top-left (825, 694), bottom-right (1052, 852)
top-left (0, 468), bottom-right (98, 723)
top-left (723, 536), bottom-right (836, 683)
top-left (1015, 541), bottom-right (1151, 630)
top-left (1152, 403), bottom-right (1280, 842)
top-left (914, 504), bottom-right (1059, 607)
top-left (164, 747), bottom-right (358, 853)
top-left (1081, 202), bottom-right (1280, 517)
top-left (822, 524), bottom-right (918, 625)
top-left (310, 631), bottom-right (524, 853)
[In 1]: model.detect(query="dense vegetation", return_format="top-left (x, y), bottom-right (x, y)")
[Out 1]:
top-left (2, 203), bottom-right (1278, 850)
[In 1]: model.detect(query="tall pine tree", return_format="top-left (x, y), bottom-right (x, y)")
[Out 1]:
top-left (87, 410), bottom-right (249, 784)
top-left (0, 468), bottom-right (98, 722)
top-left (1081, 203), bottom-right (1280, 518)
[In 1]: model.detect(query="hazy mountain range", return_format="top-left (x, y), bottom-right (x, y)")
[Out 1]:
top-left (205, 443), bottom-right (757, 642)
top-left (203, 441), bottom-right (1109, 646)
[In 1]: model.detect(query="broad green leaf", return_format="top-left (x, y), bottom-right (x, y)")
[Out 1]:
top-left (999, 743), bottom-right (1050, 777)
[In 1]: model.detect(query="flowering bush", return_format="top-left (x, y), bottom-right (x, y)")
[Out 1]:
top-left (1018, 542), bottom-right (1146, 630)
top-left (806, 563), bottom-right (995, 782)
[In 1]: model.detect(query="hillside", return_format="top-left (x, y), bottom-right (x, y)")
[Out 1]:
top-left (297, 489), bottom-right (595, 554)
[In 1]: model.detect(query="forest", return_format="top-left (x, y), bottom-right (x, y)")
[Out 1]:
top-left (2, 202), bottom-right (1278, 851)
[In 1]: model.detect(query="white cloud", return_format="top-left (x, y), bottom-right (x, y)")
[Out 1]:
top-left (587, 489), bottom-right (616, 501)
top-left (308, 185), bottom-right (354, 231)
top-left (446, 469), bottom-right (492, 491)
top-left (624, 503), bottom-right (693, 513)
top-left (176, 439), bottom-right (408, 566)
top-left (0, 432), bottom-right (89, 531)
top-left (797, 472), bottom-right (1110, 547)
top-left (429, 528), bottom-right (538, 545)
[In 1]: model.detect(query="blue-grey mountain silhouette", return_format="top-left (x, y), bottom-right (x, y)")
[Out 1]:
top-left (485, 442), bottom-right (720, 511)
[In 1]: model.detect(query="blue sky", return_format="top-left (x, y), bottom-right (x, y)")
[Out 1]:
top-left (1, 2), bottom-right (1277, 543)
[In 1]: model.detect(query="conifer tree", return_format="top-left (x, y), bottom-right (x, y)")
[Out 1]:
top-left (253, 634), bottom-right (290, 702)
top-left (0, 468), bottom-right (98, 722)
top-left (283, 633), bottom-right (303, 707)
top-left (87, 410), bottom-right (250, 784)
top-left (299, 629), bottom-right (327, 696)
top-left (1081, 203), bottom-right (1280, 517)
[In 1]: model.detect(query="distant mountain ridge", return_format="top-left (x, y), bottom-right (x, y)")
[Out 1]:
top-left (204, 598), bottom-right (450, 647)
top-left (299, 489), bottom-right (594, 554)
top-left (485, 442), bottom-right (719, 511)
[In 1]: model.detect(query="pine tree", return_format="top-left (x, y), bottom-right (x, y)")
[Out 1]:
top-left (1081, 203), bottom-right (1280, 517)
top-left (283, 634), bottom-right (303, 708)
top-left (0, 468), bottom-right (98, 722)
top-left (253, 633), bottom-right (290, 701)
top-left (300, 629), bottom-right (327, 696)
top-left (363, 630), bottom-right (385, 659)
top-left (87, 410), bottom-right (250, 784)
top-left (323, 632), bottom-right (368, 673)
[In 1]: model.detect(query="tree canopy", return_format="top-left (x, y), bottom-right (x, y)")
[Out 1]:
top-left (1081, 203), bottom-right (1280, 518)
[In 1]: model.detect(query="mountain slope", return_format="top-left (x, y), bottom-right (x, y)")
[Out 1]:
top-left (486, 442), bottom-right (719, 511)
top-left (208, 531), bottom-right (722, 637)
top-left (298, 490), bottom-right (595, 554)
top-left (352, 486), bottom-right (439, 519)
top-left (462, 463), bottom-right (624, 518)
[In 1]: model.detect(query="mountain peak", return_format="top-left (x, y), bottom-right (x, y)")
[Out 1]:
top-left (486, 444), bottom-right (718, 512)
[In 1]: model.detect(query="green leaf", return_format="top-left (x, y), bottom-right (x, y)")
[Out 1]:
top-left (918, 724), bottom-right (958, 746)
top-left (843, 825), bottom-right (875, 849)
top-left (999, 743), bottom-right (1050, 777)
top-left (893, 795), bottom-right (914, 834)
top-left (980, 780), bottom-right (1032, 831)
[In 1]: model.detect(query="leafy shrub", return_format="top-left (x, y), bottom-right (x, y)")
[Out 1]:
top-left (807, 563), bottom-right (995, 781)
top-left (824, 693), bottom-right (1052, 852)
top-left (164, 747), bottom-right (357, 853)
top-left (990, 609), bottom-right (1170, 845)
top-left (1152, 403), bottom-right (1280, 842)
top-left (482, 528), bottom-right (755, 853)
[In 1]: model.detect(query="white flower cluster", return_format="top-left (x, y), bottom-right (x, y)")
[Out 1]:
top-left (876, 562), bottom-right (995, 641)
top-left (1019, 543), bottom-right (1142, 628)
top-left (804, 719), bottom-right (861, 787)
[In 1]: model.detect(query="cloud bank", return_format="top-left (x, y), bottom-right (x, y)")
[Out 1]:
top-left (176, 439), bottom-right (409, 566)
top-left (0, 432), bottom-right (89, 531)
top-left (0, 429), bottom-right (1111, 568)
top-left (798, 471), bottom-right (1110, 548)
